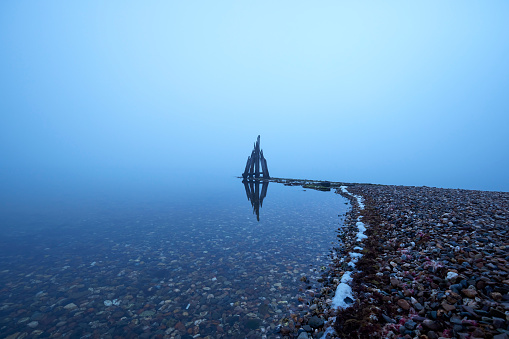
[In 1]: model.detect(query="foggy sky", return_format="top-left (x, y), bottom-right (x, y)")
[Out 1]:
top-left (1, 1), bottom-right (508, 192)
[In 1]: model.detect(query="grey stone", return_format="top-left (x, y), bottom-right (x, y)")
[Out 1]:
top-left (382, 314), bottom-right (396, 323)
top-left (450, 315), bottom-right (462, 324)
top-left (423, 319), bottom-right (439, 331)
top-left (404, 320), bottom-right (417, 330)
top-left (27, 321), bottom-right (39, 328)
top-left (493, 317), bottom-right (505, 329)
top-left (302, 325), bottom-right (312, 332)
top-left (308, 316), bottom-right (324, 329)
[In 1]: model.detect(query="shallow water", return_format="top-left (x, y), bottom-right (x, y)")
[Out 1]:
top-left (0, 176), bottom-right (348, 338)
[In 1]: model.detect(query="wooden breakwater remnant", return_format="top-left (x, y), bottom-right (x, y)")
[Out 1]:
top-left (241, 135), bottom-right (270, 221)
top-left (242, 135), bottom-right (269, 179)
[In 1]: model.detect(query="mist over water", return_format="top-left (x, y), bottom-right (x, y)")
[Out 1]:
top-left (1, 2), bottom-right (509, 193)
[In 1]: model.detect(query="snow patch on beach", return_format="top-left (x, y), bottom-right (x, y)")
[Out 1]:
top-left (331, 271), bottom-right (354, 309)
top-left (356, 221), bottom-right (367, 241)
top-left (348, 252), bottom-right (363, 267)
top-left (356, 196), bottom-right (364, 209)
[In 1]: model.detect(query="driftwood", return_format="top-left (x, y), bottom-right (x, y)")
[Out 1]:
top-left (242, 135), bottom-right (270, 179)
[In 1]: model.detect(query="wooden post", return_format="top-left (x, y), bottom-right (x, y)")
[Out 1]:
top-left (242, 135), bottom-right (270, 179)
top-left (254, 136), bottom-right (260, 178)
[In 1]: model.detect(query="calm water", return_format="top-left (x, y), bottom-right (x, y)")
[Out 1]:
top-left (0, 176), bottom-right (348, 338)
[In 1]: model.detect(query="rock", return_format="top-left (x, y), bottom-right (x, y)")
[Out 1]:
top-left (493, 317), bottom-right (505, 329)
top-left (140, 310), bottom-right (155, 317)
top-left (471, 327), bottom-right (485, 338)
top-left (280, 326), bottom-right (291, 335)
top-left (450, 315), bottom-right (462, 324)
top-left (453, 324), bottom-right (464, 332)
top-left (244, 318), bottom-right (261, 330)
top-left (297, 332), bottom-right (310, 339)
top-left (446, 271), bottom-right (459, 281)
top-left (382, 314), bottom-right (396, 323)
top-left (344, 296), bottom-right (354, 304)
top-left (490, 307), bottom-right (506, 318)
top-left (422, 319), bottom-right (439, 331)
top-left (461, 305), bottom-right (479, 318)
top-left (175, 321), bottom-right (186, 332)
top-left (27, 321), bottom-right (39, 328)
top-left (491, 292), bottom-right (503, 301)
top-left (461, 289), bottom-right (477, 298)
top-left (404, 320), bottom-right (416, 330)
top-left (302, 325), bottom-right (312, 332)
top-left (64, 303), bottom-right (78, 310)
top-left (441, 301), bottom-right (456, 312)
top-left (308, 316), bottom-right (324, 329)
top-left (476, 280), bottom-right (486, 290)
top-left (397, 299), bottom-right (411, 310)
top-left (414, 302), bottom-right (424, 311)
top-left (450, 283), bottom-right (462, 293)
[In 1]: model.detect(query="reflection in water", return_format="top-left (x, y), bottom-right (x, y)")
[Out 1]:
top-left (242, 179), bottom-right (269, 221)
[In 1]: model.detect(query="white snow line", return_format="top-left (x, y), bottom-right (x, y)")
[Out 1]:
top-left (325, 186), bottom-right (369, 336)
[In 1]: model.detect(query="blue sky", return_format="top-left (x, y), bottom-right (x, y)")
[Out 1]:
top-left (1, 1), bottom-right (508, 192)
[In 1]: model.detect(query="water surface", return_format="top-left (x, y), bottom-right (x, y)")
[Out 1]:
top-left (0, 176), bottom-right (348, 338)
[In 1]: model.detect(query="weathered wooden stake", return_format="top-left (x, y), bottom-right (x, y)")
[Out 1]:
top-left (242, 135), bottom-right (270, 179)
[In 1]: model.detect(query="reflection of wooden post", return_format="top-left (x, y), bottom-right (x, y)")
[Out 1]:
top-left (242, 135), bottom-right (270, 179)
top-left (242, 179), bottom-right (269, 221)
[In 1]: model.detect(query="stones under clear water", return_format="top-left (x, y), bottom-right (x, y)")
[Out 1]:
top-left (0, 182), bottom-right (348, 338)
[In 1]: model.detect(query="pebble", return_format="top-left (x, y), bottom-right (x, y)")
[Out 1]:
top-left (397, 299), bottom-right (411, 310)
top-left (27, 321), bottom-right (38, 328)
top-left (308, 315), bottom-right (324, 329)
top-left (63, 302), bottom-right (77, 310)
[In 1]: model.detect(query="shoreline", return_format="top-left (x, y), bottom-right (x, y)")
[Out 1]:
top-left (281, 181), bottom-right (509, 339)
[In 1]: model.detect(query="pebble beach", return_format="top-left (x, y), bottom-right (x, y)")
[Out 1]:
top-left (297, 183), bottom-right (509, 339)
